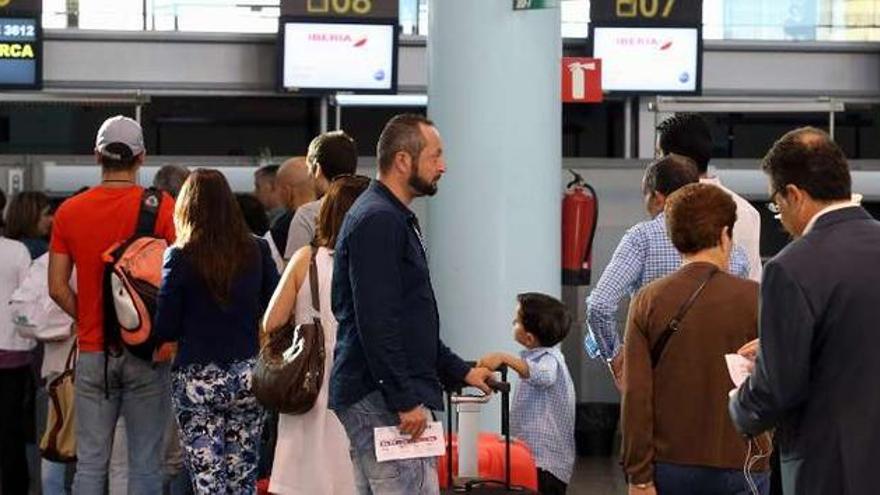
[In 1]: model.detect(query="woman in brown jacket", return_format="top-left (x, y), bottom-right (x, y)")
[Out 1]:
top-left (621, 183), bottom-right (771, 495)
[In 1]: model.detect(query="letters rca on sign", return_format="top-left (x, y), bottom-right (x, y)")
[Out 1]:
top-left (0, 43), bottom-right (34, 58)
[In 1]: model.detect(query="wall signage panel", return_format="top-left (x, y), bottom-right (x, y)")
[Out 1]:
top-left (590, 25), bottom-right (701, 95)
top-left (281, 0), bottom-right (398, 20)
top-left (0, 16), bottom-right (40, 89)
top-left (0, 0), bottom-right (40, 16)
top-left (279, 18), bottom-right (397, 94)
top-left (590, 0), bottom-right (702, 26)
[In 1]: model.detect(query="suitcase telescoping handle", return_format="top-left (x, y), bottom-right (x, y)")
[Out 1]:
top-left (444, 364), bottom-right (514, 491)
top-left (495, 365), bottom-right (512, 490)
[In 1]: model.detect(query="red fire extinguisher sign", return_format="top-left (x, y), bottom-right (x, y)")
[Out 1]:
top-left (562, 57), bottom-right (603, 103)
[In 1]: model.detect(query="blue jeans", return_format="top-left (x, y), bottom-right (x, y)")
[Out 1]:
top-left (72, 351), bottom-right (170, 495)
top-left (336, 391), bottom-right (439, 495)
top-left (655, 462), bottom-right (770, 495)
top-left (42, 458), bottom-right (69, 495)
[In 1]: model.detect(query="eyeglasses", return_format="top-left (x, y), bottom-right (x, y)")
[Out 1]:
top-left (767, 186), bottom-right (785, 215)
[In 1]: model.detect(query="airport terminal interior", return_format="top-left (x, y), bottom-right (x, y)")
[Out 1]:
top-left (1, 0), bottom-right (879, 494)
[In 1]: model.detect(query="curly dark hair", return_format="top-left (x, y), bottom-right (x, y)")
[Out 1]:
top-left (657, 113), bottom-right (713, 173)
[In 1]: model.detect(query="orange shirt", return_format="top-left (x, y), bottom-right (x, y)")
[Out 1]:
top-left (50, 186), bottom-right (175, 353)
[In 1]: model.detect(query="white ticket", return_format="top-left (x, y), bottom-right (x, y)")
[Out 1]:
top-left (374, 421), bottom-right (446, 463)
top-left (725, 353), bottom-right (753, 388)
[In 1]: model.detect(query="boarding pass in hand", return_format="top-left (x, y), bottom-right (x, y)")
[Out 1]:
top-left (374, 421), bottom-right (446, 463)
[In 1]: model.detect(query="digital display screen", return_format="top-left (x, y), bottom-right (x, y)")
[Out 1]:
top-left (0, 16), bottom-right (40, 89)
top-left (592, 26), bottom-right (700, 94)
top-left (280, 20), bottom-right (397, 93)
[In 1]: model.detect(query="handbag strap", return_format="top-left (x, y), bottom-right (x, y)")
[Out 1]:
top-left (63, 337), bottom-right (78, 372)
top-left (650, 266), bottom-right (719, 368)
top-left (308, 247), bottom-right (320, 315)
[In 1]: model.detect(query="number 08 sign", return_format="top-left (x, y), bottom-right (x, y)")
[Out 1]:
top-left (282, 0), bottom-right (398, 19)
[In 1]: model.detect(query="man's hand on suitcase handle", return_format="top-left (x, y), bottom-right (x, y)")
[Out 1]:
top-left (398, 405), bottom-right (430, 440)
top-left (464, 367), bottom-right (495, 395)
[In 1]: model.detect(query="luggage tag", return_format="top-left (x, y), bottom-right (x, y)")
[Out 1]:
top-left (374, 421), bottom-right (446, 462)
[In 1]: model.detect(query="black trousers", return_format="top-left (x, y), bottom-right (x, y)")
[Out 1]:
top-left (538, 468), bottom-right (567, 495)
top-left (770, 445), bottom-right (783, 495)
top-left (0, 365), bottom-right (32, 495)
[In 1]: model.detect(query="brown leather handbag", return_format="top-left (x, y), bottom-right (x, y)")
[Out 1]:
top-left (41, 338), bottom-right (77, 462)
top-left (253, 248), bottom-right (326, 414)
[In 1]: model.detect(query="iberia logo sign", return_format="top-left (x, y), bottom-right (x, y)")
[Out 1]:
top-left (308, 33), bottom-right (368, 47)
top-left (615, 36), bottom-right (673, 50)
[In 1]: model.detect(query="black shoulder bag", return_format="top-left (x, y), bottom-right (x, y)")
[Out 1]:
top-left (650, 266), bottom-right (719, 368)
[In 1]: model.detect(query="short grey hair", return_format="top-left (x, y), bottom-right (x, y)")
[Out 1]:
top-left (376, 114), bottom-right (433, 173)
top-left (153, 165), bottom-right (190, 198)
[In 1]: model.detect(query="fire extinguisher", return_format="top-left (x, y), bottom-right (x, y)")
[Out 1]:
top-left (562, 170), bottom-right (599, 286)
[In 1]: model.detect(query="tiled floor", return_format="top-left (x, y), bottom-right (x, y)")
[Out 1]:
top-left (568, 456), bottom-right (628, 494)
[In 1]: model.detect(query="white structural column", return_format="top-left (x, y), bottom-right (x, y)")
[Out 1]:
top-left (426, 0), bottom-right (562, 421)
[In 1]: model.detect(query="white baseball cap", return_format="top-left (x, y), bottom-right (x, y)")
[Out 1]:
top-left (95, 115), bottom-right (145, 161)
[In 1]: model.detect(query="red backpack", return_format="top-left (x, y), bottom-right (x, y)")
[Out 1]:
top-left (101, 188), bottom-right (169, 361)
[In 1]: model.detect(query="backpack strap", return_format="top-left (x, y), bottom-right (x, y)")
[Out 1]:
top-left (650, 266), bottom-right (719, 368)
top-left (135, 188), bottom-right (162, 237)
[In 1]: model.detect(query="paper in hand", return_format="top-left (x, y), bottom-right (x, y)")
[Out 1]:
top-left (374, 421), bottom-right (446, 463)
top-left (725, 353), bottom-right (753, 388)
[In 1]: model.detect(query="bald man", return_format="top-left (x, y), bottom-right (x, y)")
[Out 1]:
top-left (268, 157), bottom-right (315, 263)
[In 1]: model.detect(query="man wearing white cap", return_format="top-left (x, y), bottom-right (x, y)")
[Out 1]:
top-left (48, 116), bottom-right (177, 495)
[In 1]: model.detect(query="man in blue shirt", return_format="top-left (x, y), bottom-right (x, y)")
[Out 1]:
top-left (584, 155), bottom-right (751, 387)
top-left (330, 114), bottom-right (494, 495)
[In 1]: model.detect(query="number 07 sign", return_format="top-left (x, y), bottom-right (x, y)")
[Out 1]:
top-left (562, 57), bottom-right (602, 103)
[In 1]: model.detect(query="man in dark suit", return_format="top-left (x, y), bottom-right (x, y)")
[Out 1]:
top-left (729, 127), bottom-right (880, 495)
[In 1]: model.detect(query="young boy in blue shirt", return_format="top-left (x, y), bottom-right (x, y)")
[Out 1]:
top-left (478, 292), bottom-right (576, 495)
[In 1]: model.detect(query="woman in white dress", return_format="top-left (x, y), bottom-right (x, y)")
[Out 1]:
top-left (263, 175), bottom-right (371, 495)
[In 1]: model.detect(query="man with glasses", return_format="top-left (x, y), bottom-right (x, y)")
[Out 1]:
top-left (729, 127), bottom-right (879, 495)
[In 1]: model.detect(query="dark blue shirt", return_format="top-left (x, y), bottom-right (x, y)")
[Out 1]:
top-left (154, 238), bottom-right (279, 368)
top-left (20, 237), bottom-right (48, 260)
top-left (329, 181), bottom-right (470, 412)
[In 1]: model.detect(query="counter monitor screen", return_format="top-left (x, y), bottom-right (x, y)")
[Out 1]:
top-left (280, 19), bottom-right (397, 94)
top-left (0, 16), bottom-right (40, 89)
top-left (591, 26), bottom-right (701, 95)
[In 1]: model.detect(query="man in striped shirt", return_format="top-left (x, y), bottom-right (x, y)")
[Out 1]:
top-left (584, 155), bottom-right (751, 387)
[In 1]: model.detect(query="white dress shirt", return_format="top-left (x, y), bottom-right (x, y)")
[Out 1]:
top-left (803, 201), bottom-right (861, 236)
top-left (701, 176), bottom-right (763, 282)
